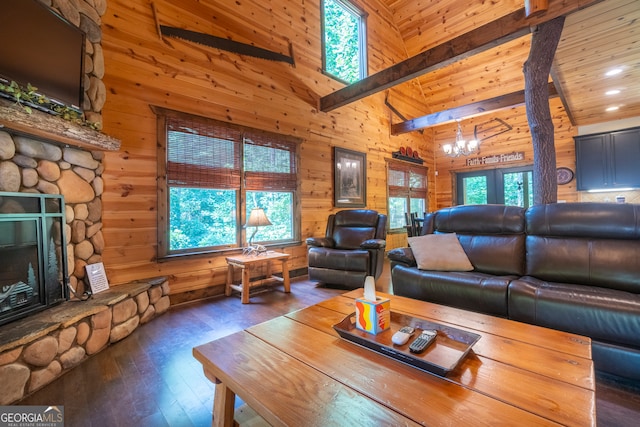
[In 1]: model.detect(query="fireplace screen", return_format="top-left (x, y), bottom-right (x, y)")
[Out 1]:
top-left (0, 192), bottom-right (68, 326)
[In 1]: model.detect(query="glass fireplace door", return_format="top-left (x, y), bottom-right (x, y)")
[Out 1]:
top-left (0, 218), bottom-right (42, 316)
top-left (0, 192), bottom-right (68, 326)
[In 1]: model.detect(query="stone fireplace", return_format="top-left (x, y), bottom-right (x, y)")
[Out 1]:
top-left (0, 0), bottom-right (171, 405)
top-left (0, 0), bottom-right (114, 296)
top-left (0, 131), bottom-right (108, 298)
top-left (0, 119), bottom-right (171, 405)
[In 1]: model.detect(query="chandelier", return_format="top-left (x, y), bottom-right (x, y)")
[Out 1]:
top-left (442, 120), bottom-right (479, 157)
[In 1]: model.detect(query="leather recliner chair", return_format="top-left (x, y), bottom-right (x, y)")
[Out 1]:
top-left (306, 209), bottom-right (387, 289)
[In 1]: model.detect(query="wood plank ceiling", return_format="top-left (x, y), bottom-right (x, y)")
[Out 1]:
top-left (381, 0), bottom-right (640, 128)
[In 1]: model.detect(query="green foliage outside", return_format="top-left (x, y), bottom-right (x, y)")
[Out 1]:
top-left (463, 176), bottom-right (488, 205)
top-left (463, 171), bottom-right (533, 207)
top-left (170, 188), bottom-right (237, 250)
top-left (503, 171), bottom-right (533, 207)
top-left (324, 0), bottom-right (362, 83)
top-left (246, 191), bottom-right (293, 243)
top-left (169, 189), bottom-right (293, 251)
top-left (388, 197), bottom-right (407, 229)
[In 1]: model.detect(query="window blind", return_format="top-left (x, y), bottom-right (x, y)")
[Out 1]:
top-left (166, 116), bottom-right (242, 189)
top-left (244, 131), bottom-right (298, 191)
top-left (388, 161), bottom-right (427, 198)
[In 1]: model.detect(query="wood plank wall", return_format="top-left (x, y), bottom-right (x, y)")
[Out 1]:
top-left (99, 0), bottom-right (586, 299)
top-left (100, 0), bottom-right (431, 298)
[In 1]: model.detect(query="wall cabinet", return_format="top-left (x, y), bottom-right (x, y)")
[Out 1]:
top-left (575, 126), bottom-right (640, 191)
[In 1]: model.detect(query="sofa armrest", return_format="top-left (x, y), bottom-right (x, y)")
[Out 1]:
top-left (360, 239), bottom-right (386, 250)
top-left (306, 237), bottom-right (335, 248)
top-left (387, 247), bottom-right (416, 267)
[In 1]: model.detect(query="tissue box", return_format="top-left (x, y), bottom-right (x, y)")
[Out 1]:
top-left (355, 297), bottom-right (390, 334)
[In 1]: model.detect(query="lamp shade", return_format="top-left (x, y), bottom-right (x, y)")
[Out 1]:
top-left (247, 208), bottom-right (272, 227)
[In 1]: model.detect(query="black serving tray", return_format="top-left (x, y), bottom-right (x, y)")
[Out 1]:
top-left (333, 311), bottom-right (481, 377)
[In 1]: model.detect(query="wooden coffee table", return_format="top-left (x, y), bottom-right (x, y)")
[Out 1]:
top-left (193, 290), bottom-right (596, 426)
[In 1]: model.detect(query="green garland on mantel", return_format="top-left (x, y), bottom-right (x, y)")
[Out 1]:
top-left (0, 80), bottom-right (101, 130)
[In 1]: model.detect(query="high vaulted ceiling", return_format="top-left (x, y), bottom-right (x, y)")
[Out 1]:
top-left (380, 0), bottom-right (640, 128)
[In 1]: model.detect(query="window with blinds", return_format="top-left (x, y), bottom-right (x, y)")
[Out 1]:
top-left (387, 160), bottom-right (428, 231)
top-left (155, 107), bottom-right (301, 257)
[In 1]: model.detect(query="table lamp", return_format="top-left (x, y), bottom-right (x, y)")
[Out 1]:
top-left (246, 207), bottom-right (272, 249)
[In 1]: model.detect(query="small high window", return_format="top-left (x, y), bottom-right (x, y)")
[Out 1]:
top-left (322, 0), bottom-right (367, 84)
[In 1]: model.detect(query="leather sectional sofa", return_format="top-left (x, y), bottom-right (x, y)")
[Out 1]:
top-left (388, 203), bottom-right (640, 381)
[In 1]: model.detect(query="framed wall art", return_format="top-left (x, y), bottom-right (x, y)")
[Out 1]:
top-left (334, 147), bottom-right (366, 207)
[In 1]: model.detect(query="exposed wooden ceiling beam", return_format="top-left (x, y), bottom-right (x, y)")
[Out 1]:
top-left (391, 83), bottom-right (558, 135)
top-left (549, 65), bottom-right (576, 126)
top-left (525, 0), bottom-right (549, 17)
top-left (319, 0), bottom-right (603, 113)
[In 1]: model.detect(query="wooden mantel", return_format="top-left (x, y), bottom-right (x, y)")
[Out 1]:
top-left (0, 98), bottom-right (121, 152)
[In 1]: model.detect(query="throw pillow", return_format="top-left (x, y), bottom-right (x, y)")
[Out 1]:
top-left (408, 233), bottom-right (473, 271)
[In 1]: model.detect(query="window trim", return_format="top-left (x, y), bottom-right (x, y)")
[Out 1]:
top-left (321, 0), bottom-right (368, 84)
top-left (153, 106), bottom-right (302, 260)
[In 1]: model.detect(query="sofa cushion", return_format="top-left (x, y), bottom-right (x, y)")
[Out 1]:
top-left (456, 234), bottom-right (525, 276)
top-left (525, 203), bottom-right (640, 293)
top-left (307, 247), bottom-right (369, 272)
top-left (426, 205), bottom-right (526, 276)
top-left (432, 204), bottom-right (526, 235)
top-left (392, 264), bottom-right (514, 317)
top-left (408, 233), bottom-right (473, 272)
top-left (509, 276), bottom-right (640, 348)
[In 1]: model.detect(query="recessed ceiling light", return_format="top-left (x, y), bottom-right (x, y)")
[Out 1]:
top-left (605, 68), bottom-right (623, 77)
top-left (606, 89), bottom-right (621, 96)
top-left (606, 106), bottom-right (620, 112)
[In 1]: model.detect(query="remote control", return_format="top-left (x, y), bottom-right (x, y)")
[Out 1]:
top-left (391, 326), bottom-right (415, 345)
top-left (409, 329), bottom-right (437, 353)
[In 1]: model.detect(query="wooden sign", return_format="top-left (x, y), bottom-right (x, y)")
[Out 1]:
top-left (465, 152), bottom-right (525, 167)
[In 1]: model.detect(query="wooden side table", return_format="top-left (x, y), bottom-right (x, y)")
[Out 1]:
top-left (225, 251), bottom-right (291, 304)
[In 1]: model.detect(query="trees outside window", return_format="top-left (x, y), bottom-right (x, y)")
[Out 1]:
top-left (387, 160), bottom-right (428, 231)
top-left (456, 166), bottom-right (533, 207)
top-left (155, 108), bottom-right (300, 258)
top-left (322, 0), bottom-right (367, 84)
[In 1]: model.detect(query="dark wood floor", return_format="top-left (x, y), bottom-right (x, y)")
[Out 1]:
top-left (20, 269), bottom-right (640, 426)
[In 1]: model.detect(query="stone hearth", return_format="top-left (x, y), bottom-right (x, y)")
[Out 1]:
top-left (0, 277), bottom-right (170, 405)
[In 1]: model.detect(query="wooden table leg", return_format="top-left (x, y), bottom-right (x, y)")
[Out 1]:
top-left (213, 381), bottom-right (235, 427)
top-left (281, 259), bottom-right (290, 293)
top-left (241, 265), bottom-right (250, 304)
top-left (265, 259), bottom-right (273, 282)
top-left (225, 263), bottom-right (233, 297)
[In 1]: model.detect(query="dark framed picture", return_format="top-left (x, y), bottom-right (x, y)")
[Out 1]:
top-left (334, 147), bottom-right (366, 207)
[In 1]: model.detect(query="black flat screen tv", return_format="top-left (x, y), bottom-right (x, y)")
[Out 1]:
top-left (0, 0), bottom-right (86, 111)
